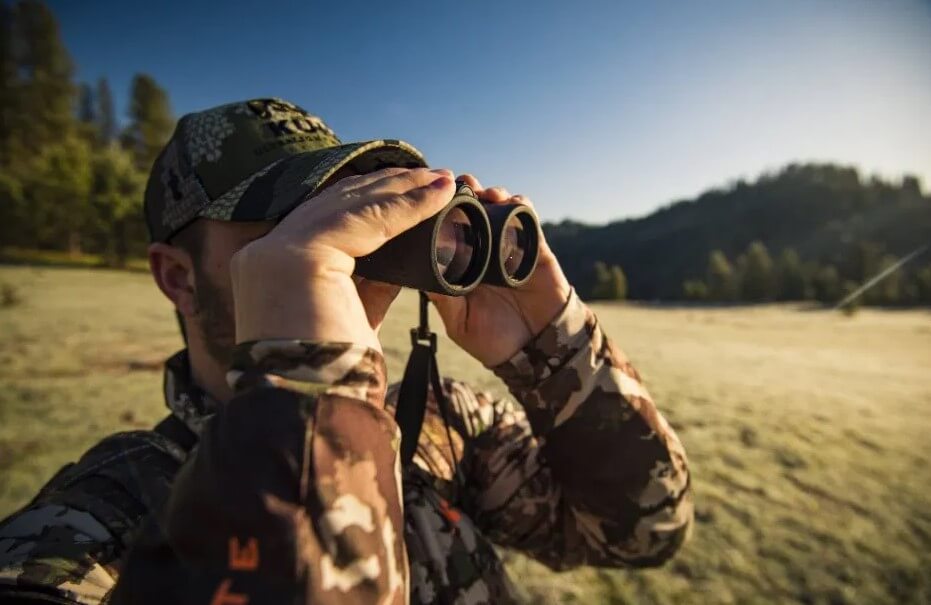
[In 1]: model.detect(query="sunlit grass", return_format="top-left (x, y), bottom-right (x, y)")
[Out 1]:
top-left (0, 265), bottom-right (929, 604)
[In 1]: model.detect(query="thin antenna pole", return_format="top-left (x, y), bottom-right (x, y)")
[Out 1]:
top-left (834, 244), bottom-right (929, 310)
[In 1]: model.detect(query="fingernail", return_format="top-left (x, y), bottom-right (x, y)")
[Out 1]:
top-left (431, 176), bottom-right (452, 188)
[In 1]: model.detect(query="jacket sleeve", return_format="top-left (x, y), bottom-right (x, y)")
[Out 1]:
top-left (109, 341), bottom-right (407, 605)
top-left (460, 289), bottom-right (693, 570)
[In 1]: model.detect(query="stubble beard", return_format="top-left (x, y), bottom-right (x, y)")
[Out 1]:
top-left (191, 265), bottom-right (237, 371)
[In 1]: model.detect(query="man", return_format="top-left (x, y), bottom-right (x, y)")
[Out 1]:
top-left (0, 98), bottom-right (692, 604)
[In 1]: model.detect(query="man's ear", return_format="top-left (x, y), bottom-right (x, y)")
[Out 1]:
top-left (149, 242), bottom-right (197, 318)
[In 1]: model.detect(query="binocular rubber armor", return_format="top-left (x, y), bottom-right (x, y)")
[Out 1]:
top-left (354, 181), bottom-right (540, 295)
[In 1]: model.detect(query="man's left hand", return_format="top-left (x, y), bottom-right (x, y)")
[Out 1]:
top-left (427, 174), bottom-right (572, 367)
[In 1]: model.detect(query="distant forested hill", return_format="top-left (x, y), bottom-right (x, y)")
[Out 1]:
top-left (544, 163), bottom-right (931, 302)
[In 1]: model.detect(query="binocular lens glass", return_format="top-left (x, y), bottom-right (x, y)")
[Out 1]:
top-left (436, 207), bottom-right (477, 284)
top-left (501, 215), bottom-right (529, 279)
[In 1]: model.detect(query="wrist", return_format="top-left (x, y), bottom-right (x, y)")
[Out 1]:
top-left (490, 287), bottom-right (586, 379)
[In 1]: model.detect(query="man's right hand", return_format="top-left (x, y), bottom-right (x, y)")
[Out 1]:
top-left (229, 167), bottom-right (455, 353)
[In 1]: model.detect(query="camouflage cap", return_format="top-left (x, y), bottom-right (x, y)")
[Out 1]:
top-left (144, 97), bottom-right (428, 242)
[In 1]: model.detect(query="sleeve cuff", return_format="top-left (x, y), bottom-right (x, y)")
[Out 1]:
top-left (226, 340), bottom-right (388, 408)
top-left (490, 288), bottom-right (597, 390)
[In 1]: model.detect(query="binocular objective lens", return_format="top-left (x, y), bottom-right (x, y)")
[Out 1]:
top-left (501, 215), bottom-right (528, 279)
top-left (436, 207), bottom-right (476, 284)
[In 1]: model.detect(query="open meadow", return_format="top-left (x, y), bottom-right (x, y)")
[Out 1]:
top-left (1, 265), bottom-right (929, 604)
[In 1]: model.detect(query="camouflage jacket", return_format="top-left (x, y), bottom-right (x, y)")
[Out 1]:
top-left (0, 290), bottom-right (692, 604)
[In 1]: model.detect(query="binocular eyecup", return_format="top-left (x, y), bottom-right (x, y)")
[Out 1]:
top-left (354, 182), bottom-right (540, 295)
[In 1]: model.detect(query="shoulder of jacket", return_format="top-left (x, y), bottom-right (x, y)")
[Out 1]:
top-left (19, 426), bottom-right (191, 549)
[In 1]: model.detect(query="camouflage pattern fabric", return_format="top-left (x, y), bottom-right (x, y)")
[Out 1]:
top-left (143, 97), bottom-right (427, 243)
top-left (0, 290), bottom-right (692, 604)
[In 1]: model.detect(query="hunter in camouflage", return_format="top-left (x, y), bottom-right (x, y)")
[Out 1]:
top-left (0, 98), bottom-right (692, 604)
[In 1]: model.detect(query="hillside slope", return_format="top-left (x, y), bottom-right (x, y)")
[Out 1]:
top-left (544, 164), bottom-right (931, 299)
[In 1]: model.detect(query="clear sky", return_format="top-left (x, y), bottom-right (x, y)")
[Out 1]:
top-left (49, 0), bottom-right (931, 224)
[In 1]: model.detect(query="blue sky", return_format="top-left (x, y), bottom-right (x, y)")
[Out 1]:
top-left (50, 0), bottom-right (931, 223)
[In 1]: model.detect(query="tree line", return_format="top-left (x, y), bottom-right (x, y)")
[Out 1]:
top-left (0, 0), bottom-right (174, 266)
top-left (681, 241), bottom-right (931, 305)
top-left (547, 163), bottom-right (931, 306)
top-left (587, 234), bottom-right (931, 306)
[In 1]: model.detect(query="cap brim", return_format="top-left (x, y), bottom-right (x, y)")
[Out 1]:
top-left (196, 139), bottom-right (428, 223)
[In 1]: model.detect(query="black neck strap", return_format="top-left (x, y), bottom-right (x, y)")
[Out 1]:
top-left (395, 292), bottom-right (461, 482)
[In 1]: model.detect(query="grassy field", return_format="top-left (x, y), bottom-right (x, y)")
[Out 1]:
top-left (1, 265), bottom-right (929, 604)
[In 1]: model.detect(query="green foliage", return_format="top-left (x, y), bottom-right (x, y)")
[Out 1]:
top-left (679, 243), bottom-right (920, 307)
top-left (813, 265), bottom-right (842, 303)
top-left (591, 261), bottom-right (628, 300)
top-left (776, 248), bottom-right (808, 300)
top-left (6, 0), bottom-right (74, 155)
top-left (916, 265), bottom-right (931, 304)
top-left (0, 1), bottom-right (171, 264)
top-left (682, 279), bottom-right (707, 301)
top-left (123, 73), bottom-right (174, 171)
top-left (0, 171), bottom-right (24, 245)
top-left (20, 134), bottom-right (93, 253)
top-left (706, 250), bottom-right (737, 301)
top-left (88, 145), bottom-right (146, 265)
top-left (874, 254), bottom-right (902, 305)
top-left (738, 241), bottom-right (775, 302)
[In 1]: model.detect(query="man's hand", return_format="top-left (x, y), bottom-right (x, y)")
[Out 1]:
top-left (427, 175), bottom-right (572, 367)
top-left (230, 167), bottom-right (456, 353)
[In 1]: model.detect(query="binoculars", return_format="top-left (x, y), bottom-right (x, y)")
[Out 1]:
top-left (354, 181), bottom-right (540, 295)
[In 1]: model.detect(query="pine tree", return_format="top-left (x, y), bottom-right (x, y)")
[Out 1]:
top-left (682, 280), bottom-right (708, 301)
top-left (21, 134), bottom-right (93, 254)
top-left (915, 265), bottom-right (931, 305)
top-left (609, 265), bottom-right (628, 300)
top-left (0, 170), bottom-right (24, 247)
top-left (813, 265), bottom-right (841, 303)
top-left (591, 261), bottom-right (628, 300)
top-left (9, 0), bottom-right (75, 154)
top-left (706, 250), bottom-right (737, 301)
top-left (123, 73), bottom-right (174, 171)
top-left (95, 77), bottom-right (117, 145)
top-left (1, 1), bottom-right (85, 251)
top-left (875, 254), bottom-right (902, 305)
top-left (591, 261), bottom-right (611, 300)
top-left (776, 248), bottom-right (808, 300)
top-left (740, 241), bottom-right (775, 302)
top-left (88, 145), bottom-right (144, 266)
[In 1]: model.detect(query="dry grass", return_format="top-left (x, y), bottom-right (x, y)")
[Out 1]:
top-left (1, 265), bottom-right (929, 604)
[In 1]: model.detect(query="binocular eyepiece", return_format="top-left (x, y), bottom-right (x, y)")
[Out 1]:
top-left (354, 181), bottom-right (540, 295)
